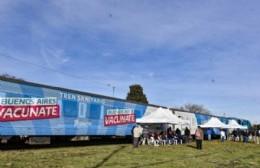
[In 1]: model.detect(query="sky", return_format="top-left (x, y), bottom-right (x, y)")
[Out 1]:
top-left (0, 0), bottom-right (259, 124)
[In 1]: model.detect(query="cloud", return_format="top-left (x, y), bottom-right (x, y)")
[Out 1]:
top-left (40, 45), bottom-right (69, 67)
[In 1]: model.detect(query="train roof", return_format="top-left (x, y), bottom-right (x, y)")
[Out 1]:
top-left (171, 108), bottom-right (229, 119)
top-left (0, 76), bottom-right (165, 108)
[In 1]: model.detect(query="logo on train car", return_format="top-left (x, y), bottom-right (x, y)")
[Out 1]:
top-left (104, 109), bottom-right (136, 126)
top-left (0, 97), bottom-right (60, 122)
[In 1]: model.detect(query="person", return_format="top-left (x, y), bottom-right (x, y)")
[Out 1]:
top-left (167, 130), bottom-right (174, 145)
top-left (158, 132), bottom-right (167, 146)
top-left (175, 128), bottom-right (181, 136)
top-left (172, 131), bottom-right (178, 145)
top-left (206, 129), bottom-right (212, 141)
top-left (238, 129), bottom-right (243, 142)
top-left (132, 124), bottom-right (142, 148)
top-left (150, 131), bottom-right (160, 146)
top-left (167, 126), bottom-right (172, 135)
top-left (195, 126), bottom-right (204, 150)
top-left (220, 129), bottom-right (226, 142)
top-left (257, 129), bottom-right (260, 144)
top-left (243, 130), bottom-right (249, 143)
top-left (142, 125), bottom-right (150, 145)
top-left (184, 127), bottom-right (190, 143)
top-left (253, 128), bottom-right (259, 144)
top-left (232, 129), bottom-right (237, 141)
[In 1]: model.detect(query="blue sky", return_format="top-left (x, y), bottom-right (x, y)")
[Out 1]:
top-left (0, 0), bottom-right (259, 124)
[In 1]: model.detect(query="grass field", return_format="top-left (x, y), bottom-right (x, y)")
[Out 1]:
top-left (0, 140), bottom-right (259, 168)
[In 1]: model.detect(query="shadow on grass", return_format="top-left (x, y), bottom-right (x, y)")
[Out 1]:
top-left (92, 145), bottom-right (126, 168)
top-left (0, 137), bottom-right (131, 151)
top-left (186, 144), bottom-right (197, 149)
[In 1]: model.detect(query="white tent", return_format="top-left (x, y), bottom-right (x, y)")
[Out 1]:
top-left (226, 120), bottom-right (247, 129)
top-left (136, 107), bottom-right (188, 124)
top-left (200, 117), bottom-right (228, 128)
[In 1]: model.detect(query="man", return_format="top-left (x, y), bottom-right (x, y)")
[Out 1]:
top-left (184, 127), bottom-right (190, 143)
top-left (253, 128), bottom-right (259, 144)
top-left (133, 124), bottom-right (142, 148)
top-left (195, 126), bottom-right (204, 150)
top-left (142, 125), bottom-right (150, 145)
top-left (220, 129), bottom-right (226, 142)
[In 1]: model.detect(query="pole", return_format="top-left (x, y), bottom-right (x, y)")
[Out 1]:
top-left (112, 86), bottom-right (115, 97)
top-left (107, 84), bottom-right (116, 97)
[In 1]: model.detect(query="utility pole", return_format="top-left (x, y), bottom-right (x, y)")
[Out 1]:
top-left (107, 84), bottom-right (116, 97)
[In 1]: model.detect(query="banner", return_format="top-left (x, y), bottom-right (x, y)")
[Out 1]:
top-left (0, 97), bottom-right (60, 122)
top-left (104, 109), bottom-right (135, 126)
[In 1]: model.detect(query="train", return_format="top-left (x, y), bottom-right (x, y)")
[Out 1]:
top-left (172, 109), bottom-right (251, 139)
top-left (0, 77), bottom-right (251, 144)
top-left (0, 76), bottom-right (161, 144)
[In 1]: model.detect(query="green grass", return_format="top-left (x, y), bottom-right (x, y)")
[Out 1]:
top-left (0, 140), bottom-right (259, 168)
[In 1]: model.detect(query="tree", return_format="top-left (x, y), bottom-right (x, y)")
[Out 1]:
top-left (0, 73), bottom-right (24, 81)
top-left (126, 84), bottom-right (148, 104)
top-left (179, 103), bottom-right (211, 114)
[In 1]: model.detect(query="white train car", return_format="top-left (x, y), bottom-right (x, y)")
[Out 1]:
top-left (172, 109), bottom-right (198, 135)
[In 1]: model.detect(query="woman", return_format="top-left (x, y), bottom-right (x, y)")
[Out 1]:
top-left (195, 126), bottom-right (204, 150)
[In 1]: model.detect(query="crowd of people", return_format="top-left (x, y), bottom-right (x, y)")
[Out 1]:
top-left (216, 128), bottom-right (260, 144)
top-left (131, 124), bottom-right (190, 147)
top-left (131, 124), bottom-right (260, 149)
top-left (229, 128), bottom-right (259, 144)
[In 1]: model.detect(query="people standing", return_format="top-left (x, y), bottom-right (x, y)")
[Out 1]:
top-left (132, 124), bottom-right (142, 148)
top-left (220, 129), bottom-right (226, 142)
top-left (253, 128), bottom-right (259, 144)
top-left (142, 125), bottom-right (150, 145)
top-left (184, 127), bottom-right (190, 143)
top-left (232, 129), bottom-right (238, 141)
top-left (244, 130), bottom-right (249, 143)
top-left (167, 126), bottom-right (172, 135)
top-left (195, 126), bottom-right (204, 150)
top-left (238, 129), bottom-right (243, 142)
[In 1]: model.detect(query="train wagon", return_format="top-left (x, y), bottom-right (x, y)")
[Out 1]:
top-left (0, 77), bottom-right (159, 144)
top-left (228, 117), bottom-right (251, 130)
top-left (172, 109), bottom-right (251, 139)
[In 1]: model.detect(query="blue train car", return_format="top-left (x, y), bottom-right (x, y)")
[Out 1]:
top-left (195, 113), bottom-right (229, 138)
top-left (228, 117), bottom-right (251, 130)
top-left (0, 77), bottom-right (159, 144)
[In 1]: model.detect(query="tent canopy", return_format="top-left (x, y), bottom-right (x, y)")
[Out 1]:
top-left (136, 107), bottom-right (188, 124)
top-left (200, 117), bottom-right (228, 128)
top-left (226, 120), bottom-right (247, 129)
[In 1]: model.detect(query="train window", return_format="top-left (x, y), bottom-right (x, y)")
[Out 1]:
top-left (62, 100), bottom-right (78, 117)
top-left (89, 104), bottom-right (101, 119)
top-left (241, 120), bottom-right (245, 125)
top-left (78, 103), bottom-right (87, 118)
